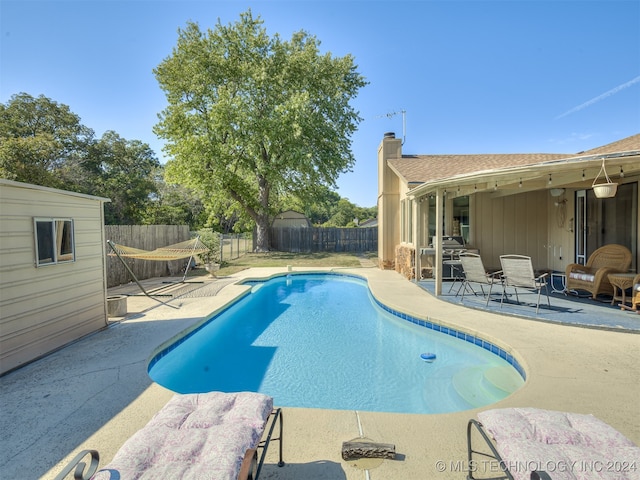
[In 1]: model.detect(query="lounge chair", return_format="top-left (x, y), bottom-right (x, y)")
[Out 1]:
top-left (467, 407), bottom-right (640, 480)
top-left (565, 244), bottom-right (632, 300)
top-left (53, 391), bottom-right (284, 480)
top-left (499, 255), bottom-right (550, 314)
top-left (458, 253), bottom-right (502, 305)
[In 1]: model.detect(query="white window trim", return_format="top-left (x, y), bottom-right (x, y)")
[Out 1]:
top-left (34, 217), bottom-right (76, 267)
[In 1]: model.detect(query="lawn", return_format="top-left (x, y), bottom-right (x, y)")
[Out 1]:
top-left (196, 251), bottom-right (375, 277)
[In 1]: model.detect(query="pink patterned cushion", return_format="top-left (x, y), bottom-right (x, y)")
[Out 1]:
top-left (92, 392), bottom-right (273, 480)
top-left (569, 271), bottom-right (595, 283)
top-left (478, 408), bottom-right (640, 480)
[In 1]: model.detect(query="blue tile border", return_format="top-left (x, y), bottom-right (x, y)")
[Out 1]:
top-left (371, 295), bottom-right (527, 381)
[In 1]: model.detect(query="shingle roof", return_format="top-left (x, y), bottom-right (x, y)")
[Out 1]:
top-left (388, 153), bottom-right (568, 184)
top-left (387, 133), bottom-right (640, 184)
top-left (579, 133), bottom-right (640, 156)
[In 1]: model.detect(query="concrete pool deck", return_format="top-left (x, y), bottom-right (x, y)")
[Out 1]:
top-left (1, 267), bottom-right (639, 480)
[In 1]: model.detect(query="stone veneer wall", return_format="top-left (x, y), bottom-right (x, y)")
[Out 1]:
top-left (395, 244), bottom-right (415, 280)
top-left (380, 258), bottom-right (395, 270)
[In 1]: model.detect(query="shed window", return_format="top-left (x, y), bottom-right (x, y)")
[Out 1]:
top-left (34, 218), bottom-right (75, 266)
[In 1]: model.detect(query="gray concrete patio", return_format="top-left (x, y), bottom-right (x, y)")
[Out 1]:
top-left (1, 267), bottom-right (638, 480)
top-left (418, 276), bottom-right (640, 332)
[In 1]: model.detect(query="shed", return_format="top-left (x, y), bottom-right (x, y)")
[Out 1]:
top-left (271, 210), bottom-right (311, 228)
top-left (0, 179), bottom-right (110, 375)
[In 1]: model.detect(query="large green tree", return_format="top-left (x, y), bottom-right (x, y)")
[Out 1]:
top-left (154, 10), bottom-right (367, 251)
top-left (86, 131), bottom-right (161, 224)
top-left (0, 93), bottom-right (93, 188)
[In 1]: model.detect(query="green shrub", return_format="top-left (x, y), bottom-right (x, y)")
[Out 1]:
top-left (194, 229), bottom-right (220, 264)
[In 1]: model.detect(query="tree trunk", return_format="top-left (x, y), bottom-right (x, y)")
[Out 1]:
top-left (254, 214), bottom-right (270, 252)
top-left (254, 174), bottom-right (270, 252)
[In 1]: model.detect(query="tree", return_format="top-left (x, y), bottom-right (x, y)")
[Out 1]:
top-left (0, 93), bottom-right (94, 188)
top-left (87, 131), bottom-right (162, 224)
top-left (142, 179), bottom-right (207, 228)
top-left (154, 10), bottom-right (367, 251)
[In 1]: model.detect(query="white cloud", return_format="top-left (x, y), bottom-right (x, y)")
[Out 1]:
top-left (555, 75), bottom-right (640, 120)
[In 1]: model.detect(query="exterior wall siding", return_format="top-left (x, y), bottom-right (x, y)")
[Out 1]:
top-left (473, 190), bottom-right (549, 271)
top-left (0, 181), bottom-right (108, 375)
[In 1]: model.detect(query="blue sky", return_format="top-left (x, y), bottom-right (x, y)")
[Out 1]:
top-left (2, 1), bottom-right (639, 207)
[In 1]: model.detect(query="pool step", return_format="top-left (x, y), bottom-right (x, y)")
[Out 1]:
top-left (452, 366), bottom-right (523, 408)
top-left (484, 366), bottom-right (523, 394)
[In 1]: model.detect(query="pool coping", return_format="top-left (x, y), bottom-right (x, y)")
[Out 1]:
top-left (4, 266), bottom-right (639, 480)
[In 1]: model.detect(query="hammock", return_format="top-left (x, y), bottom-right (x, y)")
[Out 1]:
top-left (107, 237), bottom-right (211, 306)
top-left (108, 238), bottom-right (209, 261)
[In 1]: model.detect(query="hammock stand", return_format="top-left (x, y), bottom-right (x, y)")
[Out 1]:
top-left (107, 237), bottom-right (210, 306)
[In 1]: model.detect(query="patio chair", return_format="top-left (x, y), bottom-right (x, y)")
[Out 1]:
top-left (467, 407), bottom-right (640, 480)
top-left (53, 391), bottom-right (284, 480)
top-left (458, 253), bottom-right (502, 306)
top-left (565, 244), bottom-right (632, 300)
top-left (499, 255), bottom-right (550, 314)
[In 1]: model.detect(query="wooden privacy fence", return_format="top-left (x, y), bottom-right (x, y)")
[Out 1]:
top-left (270, 226), bottom-right (377, 253)
top-left (106, 225), bottom-right (191, 288)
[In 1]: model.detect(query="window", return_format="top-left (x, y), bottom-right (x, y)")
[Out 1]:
top-left (407, 198), bottom-right (414, 243)
top-left (34, 218), bottom-right (75, 266)
top-left (400, 199), bottom-right (414, 244)
top-left (427, 195), bottom-right (471, 245)
top-left (400, 199), bottom-right (406, 242)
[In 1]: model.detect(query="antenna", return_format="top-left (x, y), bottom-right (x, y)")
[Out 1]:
top-left (375, 109), bottom-right (406, 145)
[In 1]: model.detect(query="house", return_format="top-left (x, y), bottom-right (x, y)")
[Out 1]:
top-left (271, 210), bottom-right (311, 228)
top-left (358, 218), bottom-right (378, 228)
top-left (0, 179), bottom-right (110, 375)
top-left (377, 132), bottom-right (640, 294)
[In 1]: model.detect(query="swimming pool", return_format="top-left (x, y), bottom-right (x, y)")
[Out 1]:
top-left (148, 273), bottom-right (525, 414)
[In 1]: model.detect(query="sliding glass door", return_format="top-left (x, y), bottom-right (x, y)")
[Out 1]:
top-left (576, 183), bottom-right (637, 271)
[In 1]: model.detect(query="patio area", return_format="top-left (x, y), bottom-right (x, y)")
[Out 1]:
top-left (418, 276), bottom-right (640, 333)
top-left (1, 267), bottom-right (638, 480)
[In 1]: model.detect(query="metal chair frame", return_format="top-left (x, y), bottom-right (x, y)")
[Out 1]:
top-left (499, 254), bottom-right (550, 314)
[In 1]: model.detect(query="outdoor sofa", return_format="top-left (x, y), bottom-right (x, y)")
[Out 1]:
top-left (53, 391), bottom-right (284, 480)
top-left (467, 407), bottom-right (640, 480)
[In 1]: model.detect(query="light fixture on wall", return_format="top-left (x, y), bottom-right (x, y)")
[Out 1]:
top-left (550, 188), bottom-right (565, 197)
top-left (519, 178), bottom-right (522, 188)
top-left (592, 158), bottom-right (618, 198)
top-left (620, 166), bottom-right (625, 178)
top-left (548, 174), bottom-right (552, 185)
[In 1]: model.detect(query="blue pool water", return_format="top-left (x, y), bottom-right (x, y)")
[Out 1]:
top-left (148, 273), bottom-right (524, 414)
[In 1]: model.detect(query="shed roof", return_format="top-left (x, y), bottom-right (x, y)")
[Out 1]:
top-left (0, 178), bottom-right (111, 203)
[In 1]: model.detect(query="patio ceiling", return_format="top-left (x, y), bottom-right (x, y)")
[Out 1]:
top-left (406, 150), bottom-right (640, 200)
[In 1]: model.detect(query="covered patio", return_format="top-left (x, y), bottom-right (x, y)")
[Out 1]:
top-left (377, 133), bottom-right (640, 305)
top-left (417, 277), bottom-right (640, 332)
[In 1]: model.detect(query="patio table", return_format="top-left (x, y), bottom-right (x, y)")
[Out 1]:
top-left (608, 272), bottom-right (637, 306)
